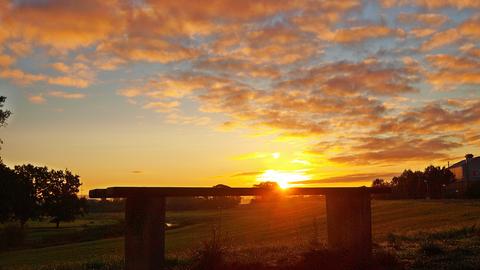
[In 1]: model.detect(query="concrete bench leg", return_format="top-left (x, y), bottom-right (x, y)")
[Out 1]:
top-left (326, 188), bottom-right (372, 267)
top-left (125, 196), bottom-right (166, 270)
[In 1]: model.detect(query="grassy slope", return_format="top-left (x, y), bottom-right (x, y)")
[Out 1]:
top-left (0, 199), bottom-right (479, 267)
top-left (0, 213), bottom-right (123, 249)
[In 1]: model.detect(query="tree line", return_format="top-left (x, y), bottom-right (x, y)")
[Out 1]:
top-left (0, 163), bottom-right (86, 228)
top-left (372, 165), bottom-right (455, 199)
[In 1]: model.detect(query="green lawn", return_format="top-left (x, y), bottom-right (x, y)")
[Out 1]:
top-left (1, 199), bottom-right (480, 268)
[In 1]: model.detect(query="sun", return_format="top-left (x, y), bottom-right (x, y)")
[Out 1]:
top-left (257, 169), bottom-right (311, 189)
top-left (277, 179), bottom-right (290, 189)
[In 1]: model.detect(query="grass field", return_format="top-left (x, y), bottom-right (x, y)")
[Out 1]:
top-left (1, 198), bottom-right (480, 269)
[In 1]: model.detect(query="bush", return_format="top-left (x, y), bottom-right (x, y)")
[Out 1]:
top-left (192, 228), bottom-right (228, 270)
top-left (418, 240), bottom-right (444, 256)
top-left (372, 249), bottom-right (404, 270)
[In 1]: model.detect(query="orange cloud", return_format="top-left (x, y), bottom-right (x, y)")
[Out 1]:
top-left (27, 94), bottom-right (46, 104)
top-left (409, 28), bottom-right (436, 38)
top-left (47, 77), bottom-right (90, 88)
top-left (1, 0), bottom-right (478, 170)
top-left (2, 0), bottom-right (125, 51)
top-left (426, 54), bottom-right (480, 89)
top-left (327, 135), bottom-right (461, 165)
top-left (0, 54), bottom-right (14, 67)
top-left (332, 25), bottom-right (405, 43)
top-left (0, 68), bottom-right (46, 85)
top-left (459, 17), bottom-right (480, 39)
top-left (382, 0), bottom-right (480, 9)
top-left (278, 60), bottom-right (419, 96)
top-left (397, 13), bottom-right (449, 27)
top-left (51, 62), bottom-right (70, 73)
top-left (420, 28), bottom-right (461, 51)
top-left (296, 172), bottom-right (398, 184)
top-left (427, 54), bottom-right (478, 70)
top-left (211, 25), bottom-right (320, 65)
top-left (194, 57), bottom-right (280, 79)
top-left (48, 91), bottom-right (86, 99)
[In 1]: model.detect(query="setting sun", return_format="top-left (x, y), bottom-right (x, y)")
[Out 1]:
top-left (257, 169), bottom-right (311, 189)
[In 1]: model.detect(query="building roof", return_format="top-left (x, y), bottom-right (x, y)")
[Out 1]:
top-left (449, 156), bottom-right (480, 169)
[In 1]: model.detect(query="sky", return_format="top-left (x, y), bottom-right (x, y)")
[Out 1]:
top-left (0, 0), bottom-right (479, 192)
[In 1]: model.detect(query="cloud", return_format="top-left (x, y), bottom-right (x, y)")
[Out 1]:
top-left (211, 24), bottom-right (322, 65)
top-left (459, 16), bottom-right (480, 39)
top-left (0, 68), bottom-right (46, 85)
top-left (420, 28), bottom-right (461, 51)
top-left (381, 0), bottom-right (480, 9)
top-left (1, 0), bottom-right (124, 51)
top-left (118, 74), bottom-right (210, 100)
top-left (194, 57), bottom-right (280, 79)
top-left (425, 54), bottom-right (480, 89)
top-left (48, 91), bottom-right (86, 99)
top-left (47, 76), bottom-right (90, 88)
top-left (51, 62), bottom-right (70, 73)
top-left (329, 136), bottom-right (460, 165)
top-left (142, 100), bottom-right (180, 113)
top-left (1, 0), bottom-right (479, 171)
top-left (0, 54), bottom-right (14, 67)
top-left (417, 17), bottom-right (479, 54)
top-left (397, 13), bottom-right (449, 27)
top-left (409, 28), bottom-right (436, 38)
top-left (377, 101), bottom-right (480, 135)
top-left (27, 94), bottom-right (46, 104)
top-left (296, 172), bottom-right (398, 184)
top-left (231, 171), bottom-right (262, 177)
top-left (332, 25), bottom-right (405, 43)
top-left (277, 59), bottom-right (419, 96)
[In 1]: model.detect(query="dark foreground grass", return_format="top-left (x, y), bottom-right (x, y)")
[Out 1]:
top-left (2, 224), bottom-right (479, 270)
top-left (385, 225), bottom-right (480, 270)
top-left (1, 199), bottom-right (480, 269)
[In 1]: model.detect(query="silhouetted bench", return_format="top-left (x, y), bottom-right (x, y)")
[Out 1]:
top-left (89, 186), bottom-right (390, 270)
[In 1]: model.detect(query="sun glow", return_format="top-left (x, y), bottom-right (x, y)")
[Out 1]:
top-left (257, 169), bottom-right (311, 189)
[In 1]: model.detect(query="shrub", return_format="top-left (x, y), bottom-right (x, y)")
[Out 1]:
top-left (372, 249), bottom-right (404, 270)
top-left (192, 228), bottom-right (228, 270)
top-left (418, 240), bottom-right (444, 256)
top-left (386, 233), bottom-right (402, 250)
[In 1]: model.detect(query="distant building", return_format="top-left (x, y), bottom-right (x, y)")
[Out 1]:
top-left (448, 154), bottom-right (480, 194)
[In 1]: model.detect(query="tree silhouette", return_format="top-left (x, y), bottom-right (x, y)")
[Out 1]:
top-left (253, 181), bottom-right (280, 189)
top-left (0, 163), bottom-right (16, 223)
top-left (13, 165), bottom-right (46, 228)
top-left (0, 96), bottom-right (11, 128)
top-left (251, 181), bottom-right (281, 203)
top-left (10, 165), bottom-right (85, 228)
top-left (423, 165), bottom-right (454, 198)
top-left (380, 165), bottom-right (455, 199)
top-left (0, 96), bottom-right (11, 156)
top-left (371, 178), bottom-right (389, 188)
top-left (39, 169), bottom-right (85, 228)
